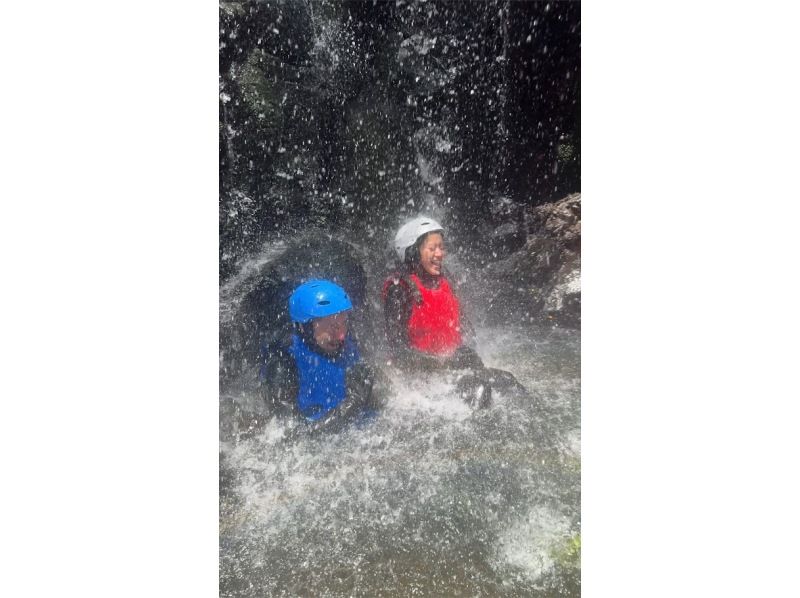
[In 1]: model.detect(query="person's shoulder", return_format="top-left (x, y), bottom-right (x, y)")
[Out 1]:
top-left (384, 274), bottom-right (407, 291)
top-left (383, 270), bottom-right (411, 296)
top-left (386, 276), bottom-right (421, 310)
top-left (383, 269), bottom-right (406, 287)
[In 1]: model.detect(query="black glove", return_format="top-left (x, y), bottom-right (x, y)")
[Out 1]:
top-left (455, 370), bottom-right (493, 410)
top-left (345, 363), bottom-right (378, 409)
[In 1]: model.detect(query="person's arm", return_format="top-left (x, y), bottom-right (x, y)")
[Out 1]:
top-left (384, 282), bottom-right (442, 370)
top-left (345, 361), bottom-right (391, 411)
top-left (305, 362), bottom-right (391, 433)
top-left (345, 362), bottom-right (373, 406)
top-left (259, 344), bottom-right (299, 416)
top-left (448, 345), bottom-right (485, 370)
top-left (384, 282), bottom-right (412, 354)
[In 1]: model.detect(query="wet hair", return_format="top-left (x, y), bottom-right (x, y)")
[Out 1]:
top-left (403, 244), bottom-right (419, 265)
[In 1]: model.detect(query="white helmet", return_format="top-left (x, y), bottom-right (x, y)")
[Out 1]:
top-left (393, 215), bottom-right (444, 261)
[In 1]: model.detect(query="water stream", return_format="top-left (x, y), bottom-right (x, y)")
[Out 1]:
top-left (220, 304), bottom-right (580, 596)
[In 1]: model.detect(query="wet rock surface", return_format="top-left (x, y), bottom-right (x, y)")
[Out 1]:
top-left (471, 193), bottom-right (581, 329)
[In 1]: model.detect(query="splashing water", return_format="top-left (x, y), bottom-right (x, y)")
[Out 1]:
top-left (220, 318), bottom-right (580, 596)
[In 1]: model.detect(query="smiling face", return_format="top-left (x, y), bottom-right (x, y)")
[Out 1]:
top-left (418, 232), bottom-right (445, 276)
top-left (312, 311), bottom-right (349, 354)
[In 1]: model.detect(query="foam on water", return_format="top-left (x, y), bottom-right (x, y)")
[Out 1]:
top-left (492, 504), bottom-right (573, 583)
top-left (384, 374), bottom-right (475, 420)
top-left (220, 323), bottom-right (580, 596)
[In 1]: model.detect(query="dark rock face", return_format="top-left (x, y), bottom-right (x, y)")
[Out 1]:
top-left (528, 192), bottom-right (581, 248)
top-left (487, 221), bottom-right (528, 258)
top-left (219, 0), bottom-right (581, 282)
top-left (477, 193), bottom-right (581, 328)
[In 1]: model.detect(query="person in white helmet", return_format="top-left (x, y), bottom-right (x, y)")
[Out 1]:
top-left (382, 215), bottom-right (531, 408)
top-left (382, 216), bottom-right (493, 407)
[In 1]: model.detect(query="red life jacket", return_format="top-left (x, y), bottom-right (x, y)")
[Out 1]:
top-left (383, 272), bottom-right (462, 356)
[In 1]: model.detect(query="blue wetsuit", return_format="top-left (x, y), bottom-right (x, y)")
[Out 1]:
top-left (286, 334), bottom-right (360, 420)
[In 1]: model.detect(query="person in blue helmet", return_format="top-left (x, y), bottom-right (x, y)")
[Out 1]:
top-left (259, 279), bottom-right (383, 429)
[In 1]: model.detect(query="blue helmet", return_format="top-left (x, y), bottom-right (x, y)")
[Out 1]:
top-left (288, 279), bottom-right (353, 324)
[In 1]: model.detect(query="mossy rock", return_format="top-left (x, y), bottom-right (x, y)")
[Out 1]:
top-left (551, 533), bottom-right (581, 570)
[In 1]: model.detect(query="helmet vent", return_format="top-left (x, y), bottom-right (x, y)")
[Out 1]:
top-left (318, 300), bottom-right (331, 305)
